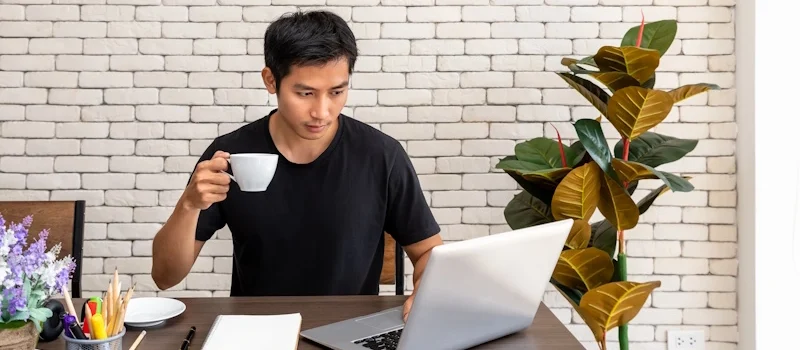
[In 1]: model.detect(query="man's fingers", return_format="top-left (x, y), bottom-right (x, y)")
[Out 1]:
top-left (212, 150), bottom-right (230, 159)
top-left (204, 184), bottom-right (230, 194)
top-left (198, 173), bottom-right (231, 186)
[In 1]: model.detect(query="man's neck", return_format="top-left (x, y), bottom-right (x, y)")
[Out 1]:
top-left (269, 110), bottom-right (339, 164)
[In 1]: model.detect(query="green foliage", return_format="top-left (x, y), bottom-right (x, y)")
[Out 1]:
top-left (497, 19), bottom-right (718, 350)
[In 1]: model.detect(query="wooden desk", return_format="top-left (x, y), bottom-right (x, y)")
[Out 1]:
top-left (39, 296), bottom-right (583, 349)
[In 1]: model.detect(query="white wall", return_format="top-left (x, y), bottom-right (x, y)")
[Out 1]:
top-left (740, 0), bottom-right (800, 349)
top-left (0, 1), bottom-right (738, 348)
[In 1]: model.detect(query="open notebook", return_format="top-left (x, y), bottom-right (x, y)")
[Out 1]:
top-left (201, 313), bottom-right (303, 350)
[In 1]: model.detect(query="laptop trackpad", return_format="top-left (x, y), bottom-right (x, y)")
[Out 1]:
top-left (355, 310), bottom-right (402, 331)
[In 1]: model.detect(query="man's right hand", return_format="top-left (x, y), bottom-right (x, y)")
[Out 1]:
top-left (181, 151), bottom-right (232, 211)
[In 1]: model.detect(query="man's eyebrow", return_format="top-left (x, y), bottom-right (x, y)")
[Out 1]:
top-left (292, 81), bottom-right (349, 90)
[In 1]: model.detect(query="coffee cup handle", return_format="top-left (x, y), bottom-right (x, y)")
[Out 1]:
top-left (225, 159), bottom-right (236, 182)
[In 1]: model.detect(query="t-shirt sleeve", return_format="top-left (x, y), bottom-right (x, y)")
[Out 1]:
top-left (190, 139), bottom-right (227, 242)
top-left (384, 143), bottom-right (441, 246)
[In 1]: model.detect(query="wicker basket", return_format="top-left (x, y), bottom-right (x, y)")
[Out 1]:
top-left (0, 321), bottom-right (39, 350)
top-left (62, 327), bottom-right (126, 350)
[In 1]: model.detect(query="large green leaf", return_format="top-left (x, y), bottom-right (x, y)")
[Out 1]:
top-left (558, 73), bottom-right (611, 116)
top-left (621, 19), bottom-right (678, 57)
top-left (504, 190), bottom-right (554, 230)
top-left (514, 137), bottom-right (576, 169)
top-left (497, 157), bottom-right (571, 205)
top-left (568, 141), bottom-right (590, 168)
top-left (614, 131), bottom-right (698, 168)
top-left (574, 119), bottom-right (622, 186)
top-left (636, 184), bottom-right (671, 215)
top-left (590, 219), bottom-right (616, 257)
top-left (551, 280), bottom-right (584, 308)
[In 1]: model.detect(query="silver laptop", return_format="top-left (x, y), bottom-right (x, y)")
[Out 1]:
top-left (300, 219), bottom-right (573, 350)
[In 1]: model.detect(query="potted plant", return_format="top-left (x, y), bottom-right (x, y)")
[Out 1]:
top-left (496, 19), bottom-right (719, 350)
top-left (0, 213), bottom-right (77, 349)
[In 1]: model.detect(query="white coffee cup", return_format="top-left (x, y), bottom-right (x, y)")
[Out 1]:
top-left (225, 153), bottom-right (278, 192)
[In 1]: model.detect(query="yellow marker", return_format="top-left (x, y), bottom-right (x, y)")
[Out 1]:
top-left (91, 314), bottom-right (108, 340)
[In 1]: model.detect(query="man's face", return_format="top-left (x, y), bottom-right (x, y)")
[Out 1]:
top-left (262, 57), bottom-right (350, 141)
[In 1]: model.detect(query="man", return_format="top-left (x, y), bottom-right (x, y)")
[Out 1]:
top-left (151, 10), bottom-right (443, 321)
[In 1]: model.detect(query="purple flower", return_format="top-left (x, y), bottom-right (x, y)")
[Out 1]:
top-left (0, 213), bottom-right (5, 229)
top-left (4, 287), bottom-right (25, 315)
top-left (21, 215), bottom-right (32, 228)
top-left (22, 230), bottom-right (48, 275)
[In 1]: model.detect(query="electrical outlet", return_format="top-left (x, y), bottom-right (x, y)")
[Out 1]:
top-left (667, 329), bottom-right (705, 350)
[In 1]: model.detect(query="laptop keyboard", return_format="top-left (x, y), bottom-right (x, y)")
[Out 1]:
top-left (353, 328), bottom-right (403, 350)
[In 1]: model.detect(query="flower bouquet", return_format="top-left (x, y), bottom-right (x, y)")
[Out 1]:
top-left (0, 212), bottom-right (76, 349)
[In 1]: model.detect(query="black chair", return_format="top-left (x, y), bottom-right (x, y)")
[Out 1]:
top-left (0, 200), bottom-right (86, 298)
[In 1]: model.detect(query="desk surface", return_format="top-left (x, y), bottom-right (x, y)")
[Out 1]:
top-left (40, 296), bottom-right (583, 349)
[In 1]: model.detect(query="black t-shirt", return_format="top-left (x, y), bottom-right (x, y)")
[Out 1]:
top-left (191, 109), bottom-right (440, 296)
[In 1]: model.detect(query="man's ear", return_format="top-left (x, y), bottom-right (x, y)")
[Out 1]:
top-left (262, 67), bottom-right (277, 94)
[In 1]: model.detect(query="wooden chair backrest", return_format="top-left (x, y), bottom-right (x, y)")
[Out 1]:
top-left (381, 233), bottom-right (396, 284)
top-left (0, 200), bottom-right (85, 297)
top-left (381, 233), bottom-right (404, 295)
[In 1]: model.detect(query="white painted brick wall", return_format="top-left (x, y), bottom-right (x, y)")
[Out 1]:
top-left (0, 3), bottom-right (737, 349)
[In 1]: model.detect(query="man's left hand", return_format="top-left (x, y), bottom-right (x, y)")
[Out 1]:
top-left (403, 293), bottom-right (415, 322)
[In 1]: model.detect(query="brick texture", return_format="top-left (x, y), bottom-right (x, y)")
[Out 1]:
top-left (0, 3), bottom-right (737, 349)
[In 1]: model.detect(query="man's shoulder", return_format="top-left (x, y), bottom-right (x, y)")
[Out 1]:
top-left (341, 114), bottom-right (404, 158)
top-left (210, 116), bottom-right (269, 151)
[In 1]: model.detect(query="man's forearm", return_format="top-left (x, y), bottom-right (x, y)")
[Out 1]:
top-left (411, 249), bottom-right (433, 292)
top-left (151, 199), bottom-right (203, 290)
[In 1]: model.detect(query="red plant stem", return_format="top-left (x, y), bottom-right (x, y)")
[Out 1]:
top-left (636, 11), bottom-right (645, 47)
top-left (549, 123), bottom-right (568, 168)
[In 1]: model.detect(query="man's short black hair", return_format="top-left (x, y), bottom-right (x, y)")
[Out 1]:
top-left (263, 10), bottom-right (358, 94)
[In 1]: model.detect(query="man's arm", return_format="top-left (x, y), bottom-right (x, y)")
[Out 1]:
top-left (151, 151), bottom-right (230, 290)
top-left (151, 205), bottom-right (207, 290)
top-left (401, 234), bottom-right (443, 321)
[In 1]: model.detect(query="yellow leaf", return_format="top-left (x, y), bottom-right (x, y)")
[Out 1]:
top-left (597, 173), bottom-right (639, 231)
top-left (611, 159), bottom-right (657, 183)
top-left (606, 86), bottom-right (674, 140)
top-left (668, 83), bottom-right (719, 103)
top-left (551, 247), bottom-right (614, 292)
top-left (578, 281), bottom-right (661, 342)
top-left (590, 72), bottom-right (641, 91)
top-left (594, 46), bottom-right (660, 84)
top-left (552, 162), bottom-right (602, 221)
top-left (566, 219), bottom-right (591, 249)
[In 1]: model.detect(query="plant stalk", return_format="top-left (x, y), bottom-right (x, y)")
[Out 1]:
top-left (617, 253), bottom-right (629, 350)
top-left (618, 137), bottom-right (631, 350)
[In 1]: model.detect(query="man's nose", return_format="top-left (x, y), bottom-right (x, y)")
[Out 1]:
top-left (311, 98), bottom-right (331, 120)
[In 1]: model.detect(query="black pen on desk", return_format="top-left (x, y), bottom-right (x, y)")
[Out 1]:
top-left (180, 326), bottom-right (196, 350)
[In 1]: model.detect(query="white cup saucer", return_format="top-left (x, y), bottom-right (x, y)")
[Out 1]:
top-left (124, 297), bottom-right (186, 328)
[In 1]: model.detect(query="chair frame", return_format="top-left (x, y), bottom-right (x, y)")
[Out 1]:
top-left (394, 240), bottom-right (404, 296)
top-left (69, 200), bottom-right (86, 298)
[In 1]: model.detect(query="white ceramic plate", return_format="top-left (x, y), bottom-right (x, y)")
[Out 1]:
top-left (124, 297), bottom-right (186, 327)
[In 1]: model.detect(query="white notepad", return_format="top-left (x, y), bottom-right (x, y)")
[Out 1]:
top-left (201, 313), bottom-right (303, 350)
